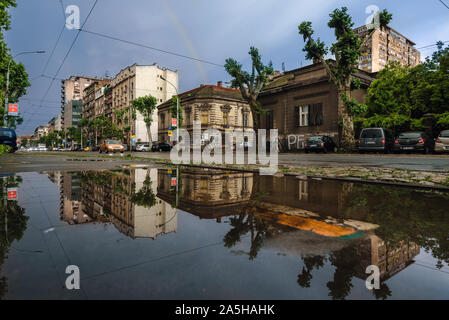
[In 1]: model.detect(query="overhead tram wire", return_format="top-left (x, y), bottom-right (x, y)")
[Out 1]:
top-left (417, 41), bottom-right (449, 50)
top-left (439, 0), bottom-right (449, 10)
top-left (79, 28), bottom-right (225, 68)
top-left (23, 0), bottom-right (99, 128)
top-left (41, 0), bottom-right (67, 76)
top-left (39, 0), bottom-right (99, 104)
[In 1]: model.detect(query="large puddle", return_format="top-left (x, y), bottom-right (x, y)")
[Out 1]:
top-left (1, 167), bottom-right (449, 299)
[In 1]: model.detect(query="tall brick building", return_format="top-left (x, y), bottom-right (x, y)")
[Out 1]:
top-left (354, 25), bottom-right (421, 73)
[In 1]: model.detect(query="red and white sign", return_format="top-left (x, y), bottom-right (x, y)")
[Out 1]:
top-left (172, 118), bottom-right (177, 127)
top-left (171, 177), bottom-right (177, 187)
top-left (7, 188), bottom-right (18, 201)
top-left (8, 104), bottom-right (18, 116)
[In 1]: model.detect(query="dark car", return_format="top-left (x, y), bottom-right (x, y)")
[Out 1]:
top-left (359, 128), bottom-right (394, 153)
top-left (157, 142), bottom-right (172, 152)
top-left (305, 136), bottom-right (337, 153)
top-left (393, 132), bottom-right (434, 154)
top-left (151, 142), bottom-right (159, 152)
top-left (0, 128), bottom-right (17, 152)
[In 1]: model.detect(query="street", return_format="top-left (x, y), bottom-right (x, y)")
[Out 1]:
top-left (1, 152), bottom-right (448, 173)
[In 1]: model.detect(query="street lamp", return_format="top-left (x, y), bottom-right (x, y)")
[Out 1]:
top-left (4, 50), bottom-right (46, 127)
top-left (160, 75), bottom-right (179, 142)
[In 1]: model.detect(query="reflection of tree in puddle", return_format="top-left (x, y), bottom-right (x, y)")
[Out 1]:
top-left (343, 184), bottom-right (449, 269)
top-left (74, 169), bottom-right (176, 240)
top-left (0, 175), bottom-right (28, 300)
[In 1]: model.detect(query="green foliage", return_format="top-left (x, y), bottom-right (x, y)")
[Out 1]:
top-left (0, 1), bottom-right (31, 127)
top-left (130, 176), bottom-right (156, 209)
top-left (131, 96), bottom-right (157, 127)
top-left (342, 94), bottom-right (368, 115)
top-left (225, 47), bottom-right (274, 128)
top-left (170, 96), bottom-right (183, 128)
top-left (131, 96), bottom-right (157, 142)
top-left (0, 144), bottom-right (11, 155)
top-left (362, 43), bottom-right (449, 135)
top-left (298, 7), bottom-right (392, 151)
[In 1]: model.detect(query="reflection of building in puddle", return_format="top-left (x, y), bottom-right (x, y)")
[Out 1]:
top-left (357, 235), bottom-right (420, 281)
top-left (56, 169), bottom-right (177, 239)
top-left (59, 172), bottom-right (93, 225)
top-left (157, 168), bottom-right (254, 221)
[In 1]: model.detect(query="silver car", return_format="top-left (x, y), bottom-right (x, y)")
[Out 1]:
top-left (435, 130), bottom-right (449, 153)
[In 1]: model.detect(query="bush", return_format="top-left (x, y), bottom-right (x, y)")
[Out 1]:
top-left (0, 145), bottom-right (12, 155)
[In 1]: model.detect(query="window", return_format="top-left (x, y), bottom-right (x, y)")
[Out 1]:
top-left (297, 106), bottom-right (309, 127)
top-left (222, 111), bottom-right (229, 127)
top-left (295, 104), bottom-right (323, 127)
top-left (160, 113), bottom-right (166, 128)
top-left (243, 113), bottom-right (249, 127)
top-left (266, 111), bottom-right (273, 130)
top-left (200, 179), bottom-right (208, 193)
top-left (201, 110), bottom-right (209, 125)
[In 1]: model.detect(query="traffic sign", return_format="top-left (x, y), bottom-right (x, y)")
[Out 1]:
top-left (172, 118), bottom-right (177, 127)
top-left (7, 188), bottom-right (17, 201)
top-left (171, 177), bottom-right (177, 187)
top-left (168, 130), bottom-right (172, 137)
top-left (8, 104), bottom-right (18, 116)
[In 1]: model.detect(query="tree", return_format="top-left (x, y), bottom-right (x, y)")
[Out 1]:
top-left (225, 47), bottom-right (274, 129)
top-left (360, 42), bottom-right (449, 136)
top-left (298, 7), bottom-right (392, 151)
top-left (79, 118), bottom-right (89, 148)
top-left (131, 96), bottom-right (157, 143)
top-left (0, 1), bottom-right (31, 127)
top-left (170, 96), bottom-right (183, 129)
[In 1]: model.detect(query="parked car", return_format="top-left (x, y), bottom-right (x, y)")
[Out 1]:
top-left (435, 130), bottom-right (449, 153)
top-left (151, 142), bottom-right (160, 152)
top-left (358, 128), bottom-right (395, 153)
top-left (99, 140), bottom-right (124, 153)
top-left (156, 142), bottom-right (172, 152)
top-left (136, 143), bottom-right (151, 152)
top-left (71, 145), bottom-right (82, 152)
top-left (305, 136), bottom-right (337, 153)
top-left (393, 132), bottom-right (434, 154)
top-left (0, 128), bottom-right (17, 152)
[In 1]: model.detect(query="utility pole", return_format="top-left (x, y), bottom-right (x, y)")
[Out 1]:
top-left (160, 76), bottom-right (180, 142)
top-left (4, 51), bottom-right (45, 127)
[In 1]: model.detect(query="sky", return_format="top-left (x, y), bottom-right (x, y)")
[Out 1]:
top-left (6, 0), bottom-right (449, 136)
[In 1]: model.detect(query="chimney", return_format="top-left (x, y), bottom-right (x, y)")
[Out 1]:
top-left (217, 81), bottom-right (223, 87)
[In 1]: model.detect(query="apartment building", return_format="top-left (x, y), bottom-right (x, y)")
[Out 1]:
top-left (110, 63), bottom-right (178, 145)
top-left (157, 82), bottom-right (253, 144)
top-left (80, 168), bottom-right (177, 239)
top-left (104, 85), bottom-right (113, 121)
top-left (82, 79), bottom-right (110, 121)
top-left (354, 25), bottom-right (421, 73)
top-left (54, 114), bottom-right (63, 131)
top-left (63, 100), bottom-right (83, 129)
top-left (61, 76), bottom-right (101, 130)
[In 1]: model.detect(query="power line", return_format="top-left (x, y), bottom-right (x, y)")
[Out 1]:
top-left (417, 40), bottom-right (449, 50)
top-left (23, 0), bottom-right (99, 128)
top-left (41, 25), bottom-right (66, 75)
top-left (79, 28), bottom-right (225, 68)
top-left (41, 0), bottom-right (67, 75)
top-left (40, 0), bottom-right (99, 105)
top-left (439, 0), bottom-right (449, 10)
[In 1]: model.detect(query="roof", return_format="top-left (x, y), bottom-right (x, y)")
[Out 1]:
top-left (261, 60), bottom-right (375, 94)
top-left (159, 84), bottom-right (245, 108)
top-left (354, 24), bottom-right (417, 46)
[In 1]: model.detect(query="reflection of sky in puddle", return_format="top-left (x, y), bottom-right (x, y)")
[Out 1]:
top-left (1, 168), bottom-right (449, 300)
